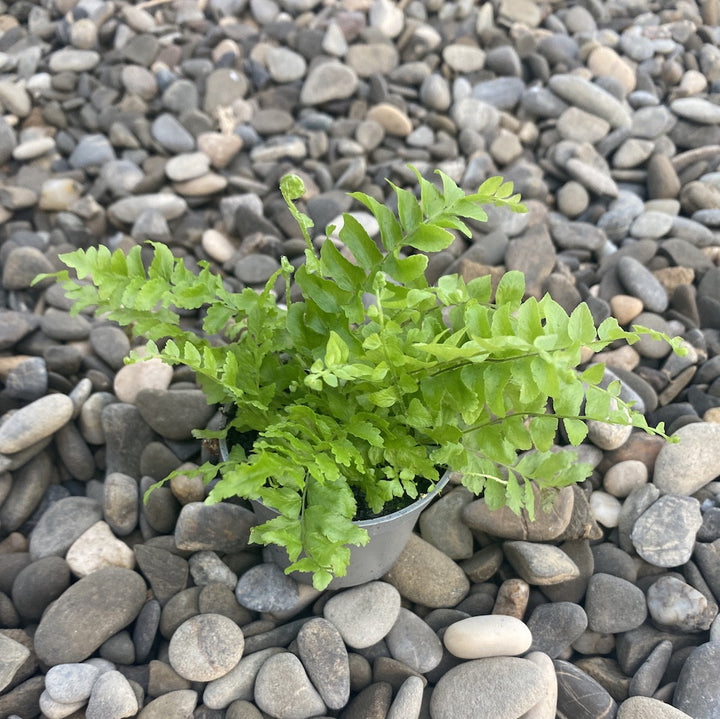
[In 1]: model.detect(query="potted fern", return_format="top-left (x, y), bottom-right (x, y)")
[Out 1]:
top-left (38, 167), bottom-right (682, 590)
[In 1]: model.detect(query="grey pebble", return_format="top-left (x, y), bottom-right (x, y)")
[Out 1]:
top-left (629, 639), bottom-right (672, 698)
top-left (103, 472), bottom-right (139, 537)
top-left (0, 394), bottom-right (74, 455)
top-left (3, 357), bottom-right (47, 401)
top-left (297, 617), bottom-right (350, 710)
top-left (616, 256), bottom-right (668, 312)
top-left (254, 652), bottom-right (326, 719)
top-left (44, 662), bottom-right (100, 704)
top-left (134, 544), bottom-right (188, 606)
top-left (28, 496), bottom-right (102, 560)
top-left (203, 647), bottom-right (283, 709)
top-left (175, 501), bottom-right (255, 553)
top-left (585, 573), bottom-right (647, 634)
top-left (630, 495), bottom-right (702, 567)
top-left (430, 657), bottom-right (544, 719)
top-left (673, 642), bottom-right (720, 718)
top-left (85, 669), bottom-right (138, 719)
top-left (137, 690), bottom-right (198, 718)
top-left (102, 403), bottom-right (155, 477)
top-left (33, 568), bottom-right (147, 666)
top-left (11, 556), bottom-right (70, 621)
top-left (385, 608), bottom-right (443, 674)
top-left (168, 613), bottom-right (244, 682)
top-left (527, 601), bottom-right (588, 658)
top-left (323, 581), bottom-right (401, 649)
top-left (134, 388), bottom-right (215, 441)
top-left (554, 659), bottom-right (618, 719)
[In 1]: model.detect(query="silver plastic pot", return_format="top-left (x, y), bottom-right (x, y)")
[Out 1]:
top-left (219, 437), bottom-right (450, 589)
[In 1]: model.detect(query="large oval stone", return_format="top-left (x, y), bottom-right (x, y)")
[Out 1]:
top-left (383, 533), bottom-right (469, 607)
top-left (430, 656), bottom-right (544, 718)
top-left (0, 394), bottom-right (73, 454)
top-left (34, 568), bottom-right (146, 666)
top-left (653, 423), bottom-right (720, 495)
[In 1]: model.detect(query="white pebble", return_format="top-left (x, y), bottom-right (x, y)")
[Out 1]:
top-left (589, 491), bottom-right (622, 528)
top-left (443, 615), bottom-right (532, 659)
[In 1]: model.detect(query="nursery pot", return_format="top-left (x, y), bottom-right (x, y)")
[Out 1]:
top-left (219, 438), bottom-right (450, 589)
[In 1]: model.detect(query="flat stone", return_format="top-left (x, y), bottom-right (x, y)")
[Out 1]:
top-left (554, 659), bottom-right (618, 719)
top-left (323, 581), bottom-right (401, 649)
top-left (585, 573), bottom-right (647, 633)
top-left (113, 358), bottom-right (173, 405)
top-left (366, 103), bottom-right (412, 136)
top-left (48, 48), bottom-right (100, 72)
top-left (235, 563), bottom-right (300, 613)
top-left (103, 472), bottom-right (139, 537)
top-left (11, 556), bottom-right (70, 621)
top-left (629, 639), bottom-right (673, 698)
top-left (175, 502), bottom-right (254, 553)
top-left (386, 675), bottom-right (424, 719)
top-left (527, 601), bottom-right (588, 658)
top-left (443, 614), bottom-right (532, 659)
top-left (168, 613), bottom-right (244, 682)
top-left (134, 544), bottom-right (189, 606)
top-left (461, 486), bottom-right (575, 541)
top-left (653, 423), bottom-right (720, 494)
top-left (107, 194), bottom-right (187, 225)
top-left (630, 495), bottom-right (702, 567)
top-left (549, 74), bottom-right (632, 128)
top-left (646, 575), bottom-right (716, 632)
top-left (136, 690), bottom-right (198, 718)
top-left (418, 487), bottom-right (474, 559)
top-left (674, 642), bottom-right (720, 718)
top-left (385, 608), bottom-right (443, 673)
top-left (0, 452), bottom-right (52, 531)
top-left (617, 256), bottom-right (669, 312)
top-left (383, 533), bottom-right (470, 607)
top-left (430, 657), bottom-right (544, 719)
top-left (85, 670), bottom-right (138, 719)
top-left (33, 568), bottom-right (146, 666)
top-left (102, 403), bottom-right (155, 478)
top-left (134, 388), bottom-right (215, 440)
top-left (297, 617), bottom-right (350, 710)
top-left (29, 496), bottom-right (103, 560)
top-left (152, 113), bottom-right (195, 153)
top-left (0, 634), bottom-right (30, 693)
top-left (65, 521), bottom-right (135, 577)
top-left (617, 696), bottom-right (694, 718)
top-left (203, 647), bottom-right (282, 709)
top-left (301, 62), bottom-right (358, 105)
top-left (44, 662), bottom-right (99, 704)
top-left (69, 134), bottom-right (115, 169)
top-left (254, 652), bottom-right (326, 719)
top-left (503, 541), bottom-right (580, 585)
top-left (0, 394), bottom-right (74, 454)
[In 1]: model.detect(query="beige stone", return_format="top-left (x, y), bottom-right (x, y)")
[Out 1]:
top-left (366, 103), bottom-right (413, 136)
top-left (113, 358), bottom-right (173, 404)
top-left (444, 615), bottom-right (532, 659)
top-left (66, 521), bottom-right (135, 577)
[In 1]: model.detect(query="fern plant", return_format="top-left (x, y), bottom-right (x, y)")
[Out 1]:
top-left (37, 167), bottom-right (683, 590)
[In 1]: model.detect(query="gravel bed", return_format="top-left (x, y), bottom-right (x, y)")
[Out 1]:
top-left (2, 0), bottom-right (720, 717)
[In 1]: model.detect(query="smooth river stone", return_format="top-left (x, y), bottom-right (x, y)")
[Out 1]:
top-left (0, 394), bottom-right (74, 453)
top-left (33, 568), bottom-right (147, 666)
top-left (443, 614), bottom-right (532, 659)
top-left (323, 581), bottom-right (401, 649)
top-left (653, 422), bottom-right (720, 495)
top-left (548, 74), bottom-right (632, 128)
top-left (107, 193), bottom-right (188, 224)
top-left (430, 657), bottom-right (544, 719)
top-left (168, 614), bottom-right (244, 682)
